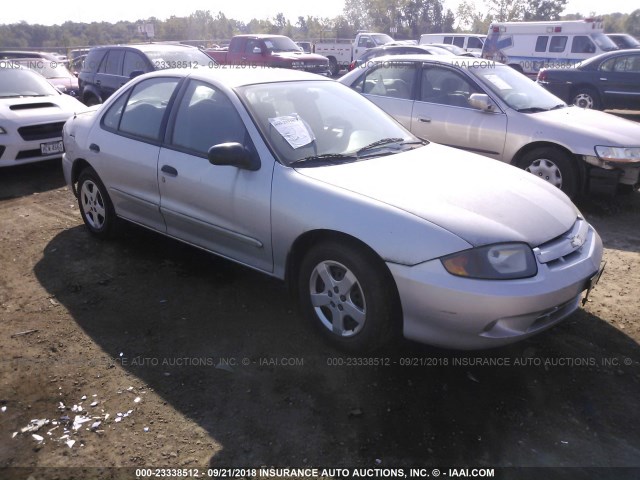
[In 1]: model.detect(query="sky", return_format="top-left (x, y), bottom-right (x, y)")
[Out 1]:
top-left (1, 0), bottom-right (636, 27)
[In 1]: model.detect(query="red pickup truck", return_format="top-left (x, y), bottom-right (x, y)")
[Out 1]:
top-left (205, 35), bottom-right (331, 76)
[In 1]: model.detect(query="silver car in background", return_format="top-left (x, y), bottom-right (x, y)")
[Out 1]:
top-left (339, 55), bottom-right (640, 198)
top-left (62, 68), bottom-right (603, 351)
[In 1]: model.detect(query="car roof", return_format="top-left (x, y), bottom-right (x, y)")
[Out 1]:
top-left (139, 66), bottom-right (333, 88)
top-left (89, 43), bottom-right (199, 52)
top-left (361, 54), bottom-right (496, 68)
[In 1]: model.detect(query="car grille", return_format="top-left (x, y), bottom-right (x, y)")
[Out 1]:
top-left (16, 149), bottom-right (46, 160)
top-left (533, 217), bottom-right (591, 268)
top-left (18, 122), bottom-right (66, 141)
top-left (304, 64), bottom-right (329, 73)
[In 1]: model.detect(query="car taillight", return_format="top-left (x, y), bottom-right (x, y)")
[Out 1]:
top-left (348, 61), bottom-right (356, 71)
top-left (537, 70), bottom-right (547, 81)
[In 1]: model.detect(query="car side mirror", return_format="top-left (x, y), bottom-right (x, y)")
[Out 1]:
top-left (129, 70), bottom-right (145, 79)
top-left (208, 142), bottom-right (260, 171)
top-left (468, 93), bottom-right (496, 112)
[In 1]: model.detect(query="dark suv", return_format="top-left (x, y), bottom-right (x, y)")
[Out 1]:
top-left (78, 44), bottom-right (213, 105)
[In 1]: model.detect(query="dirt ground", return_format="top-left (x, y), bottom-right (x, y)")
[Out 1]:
top-left (0, 158), bottom-right (639, 480)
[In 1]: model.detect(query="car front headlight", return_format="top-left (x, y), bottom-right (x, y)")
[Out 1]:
top-left (595, 146), bottom-right (640, 164)
top-left (441, 243), bottom-right (537, 280)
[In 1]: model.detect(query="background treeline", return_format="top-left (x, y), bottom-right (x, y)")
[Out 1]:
top-left (0, 0), bottom-right (638, 49)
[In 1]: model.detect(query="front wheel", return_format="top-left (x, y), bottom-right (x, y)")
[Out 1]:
top-left (77, 168), bottom-right (117, 238)
top-left (517, 147), bottom-right (580, 199)
top-left (297, 240), bottom-right (399, 352)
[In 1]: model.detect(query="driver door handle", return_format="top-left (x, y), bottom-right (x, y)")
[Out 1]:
top-left (161, 165), bottom-right (178, 176)
top-left (419, 117), bottom-right (431, 123)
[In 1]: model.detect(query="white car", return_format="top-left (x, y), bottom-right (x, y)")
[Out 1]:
top-left (62, 68), bottom-right (604, 351)
top-left (0, 65), bottom-right (86, 167)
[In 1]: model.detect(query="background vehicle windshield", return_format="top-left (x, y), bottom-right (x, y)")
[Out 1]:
top-left (264, 37), bottom-right (300, 53)
top-left (0, 67), bottom-right (59, 97)
top-left (239, 80), bottom-right (418, 165)
top-left (372, 34), bottom-right (394, 46)
top-left (591, 33), bottom-right (619, 52)
top-left (14, 59), bottom-right (74, 79)
top-left (470, 64), bottom-right (565, 111)
top-left (144, 48), bottom-right (213, 67)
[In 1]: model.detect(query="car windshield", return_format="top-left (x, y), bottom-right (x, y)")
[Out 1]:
top-left (264, 37), bottom-right (301, 53)
top-left (470, 64), bottom-right (566, 111)
top-left (14, 59), bottom-right (74, 79)
top-left (0, 67), bottom-right (59, 97)
top-left (144, 48), bottom-right (213, 67)
top-left (238, 80), bottom-right (421, 166)
top-left (372, 34), bottom-right (394, 46)
top-left (591, 33), bottom-right (619, 52)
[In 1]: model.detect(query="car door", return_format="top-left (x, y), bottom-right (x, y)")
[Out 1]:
top-left (598, 53), bottom-right (640, 109)
top-left (94, 49), bottom-right (126, 100)
top-left (157, 79), bottom-right (273, 272)
top-left (357, 61), bottom-right (418, 130)
top-left (410, 63), bottom-right (508, 160)
top-left (90, 76), bottom-right (181, 231)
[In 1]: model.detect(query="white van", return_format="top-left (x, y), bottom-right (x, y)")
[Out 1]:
top-left (482, 19), bottom-right (618, 75)
top-left (419, 34), bottom-right (486, 55)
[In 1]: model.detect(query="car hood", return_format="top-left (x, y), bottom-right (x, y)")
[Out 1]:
top-left (295, 143), bottom-right (578, 247)
top-left (530, 106), bottom-right (640, 147)
top-left (0, 94), bottom-right (86, 121)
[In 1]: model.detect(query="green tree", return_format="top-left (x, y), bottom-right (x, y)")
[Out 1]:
top-left (523, 0), bottom-right (567, 21)
top-left (624, 9), bottom-right (640, 37)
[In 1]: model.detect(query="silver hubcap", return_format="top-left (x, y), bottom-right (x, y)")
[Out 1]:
top-left (573, 93), bottom-right (594, 109)
top-left (525, 158), bottom-right (563, 188)
top-left (309, 260), bottom-right (366, 337)
top-left (80, 180), bottom-right (107, 230)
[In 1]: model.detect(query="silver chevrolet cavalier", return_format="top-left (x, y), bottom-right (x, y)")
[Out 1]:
top-left (62, 68), bottom-right (604, 351)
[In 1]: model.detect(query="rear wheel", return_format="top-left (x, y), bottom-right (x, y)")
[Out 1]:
top-left (517, 147), bottom-right (580, 199)
top-left (571, 87), bottom-right (601, 110)
top-left (298, 240), bottom-right (398, 352)
top-left (77, 168), bottom-right (117, 239)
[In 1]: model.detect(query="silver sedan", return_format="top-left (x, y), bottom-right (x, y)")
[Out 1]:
top-left (62, 68), bottom-right (603, 351)
top-left (339, 55), bottom-right (640, 198)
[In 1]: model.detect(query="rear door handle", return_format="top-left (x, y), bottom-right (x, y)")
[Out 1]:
top-left (419, 117), bottom-right (431, 123)
top-left (89, 143), bottom-right (100, 153)
top-left (161, 165), bottom-right (178, 176)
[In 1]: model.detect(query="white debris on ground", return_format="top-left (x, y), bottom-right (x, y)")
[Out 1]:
top-left (12, 387), bottom-right (145, 449)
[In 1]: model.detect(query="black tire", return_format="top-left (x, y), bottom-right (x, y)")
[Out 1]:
top-left (508, 63), bottom-right (524, 74)
top-left (328, 57), bottom-right (340, 77)
top-left (77, 168), bottom-right (117, 239)
top-left (571, 87), bottom-right (601, 110)
top-left (297, 240), bottom-right (399, 352)
top-left (83, 94), bottom-right (100, 107)
top-left (517, 147), bottom-right (580, 199)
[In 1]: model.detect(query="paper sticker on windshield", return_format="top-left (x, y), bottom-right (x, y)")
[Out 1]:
top-left (269, 114), bottom-right (315, 149)
top-left (483, 74), bottom-right (511, 90)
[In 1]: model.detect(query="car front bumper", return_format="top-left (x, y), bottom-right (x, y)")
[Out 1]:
top-left (388, 223), bottom-right (603, 349)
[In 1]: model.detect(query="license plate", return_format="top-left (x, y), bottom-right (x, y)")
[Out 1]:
top-left (582, 262), bottom-right (606, 305)
top-left (41, 140), bottom-right (64, 155)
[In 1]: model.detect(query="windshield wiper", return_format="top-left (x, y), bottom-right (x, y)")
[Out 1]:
top-left (356, 137), bottom-right (405, 155)
top-left (289, 153), bottom-right (358, 166)
top-left (516, 107), bottom-right (550, 113)
top-left (550, 103), bottom-right (567, 110)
